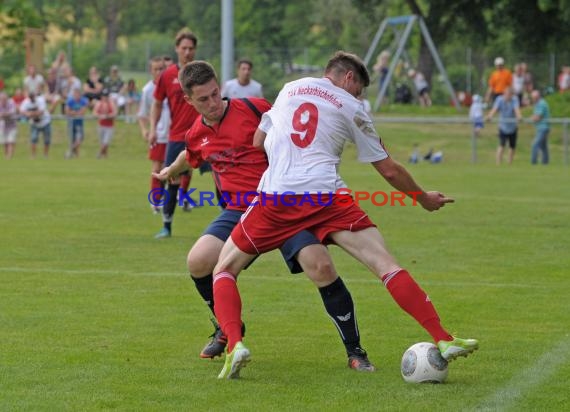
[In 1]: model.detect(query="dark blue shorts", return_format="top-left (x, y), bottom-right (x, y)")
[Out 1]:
top-left (203, 209), bottom-right (320, 274)
top-left (165, 141), bottom-right (187, 167)
top-left (499, 130), bottom-right (518, 149)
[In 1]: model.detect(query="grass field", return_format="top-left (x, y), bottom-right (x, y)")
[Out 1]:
top-left (1, 117), bottom-right (569, 411)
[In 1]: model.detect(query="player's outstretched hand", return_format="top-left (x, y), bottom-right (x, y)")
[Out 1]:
top-left (419, 191), bottom-right (455, 212)
top-left (152, 167), bottom-right (171, 182)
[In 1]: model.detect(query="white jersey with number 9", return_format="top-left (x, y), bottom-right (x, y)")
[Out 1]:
top-left (257, 77), bottom-right (388, 194)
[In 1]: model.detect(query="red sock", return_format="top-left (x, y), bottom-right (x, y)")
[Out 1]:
top-left (381, 269), bottom-right (452, 343)
top-left (150, 176), bottom-right (163, 191)
top-left (180, 173), bottom-right (191, 192)
top-left (213, 272), bottom-right (243, 352)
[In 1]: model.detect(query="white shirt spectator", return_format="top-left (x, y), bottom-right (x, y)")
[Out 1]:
top-left (20, 95), bottom-right (51, 128)
top-left (221, 78), bottom-right (263, 99)
top-left (23, 74), bottom-right (45, 96)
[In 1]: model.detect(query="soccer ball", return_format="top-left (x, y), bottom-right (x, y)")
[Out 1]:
top-left (401, 342), bottom-right (448, 383)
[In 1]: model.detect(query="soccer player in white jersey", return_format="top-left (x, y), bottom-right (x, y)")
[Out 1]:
top-left (211, 51), bottom-right (478, 379)
top-left (138, 57), bottom-right (171, 214)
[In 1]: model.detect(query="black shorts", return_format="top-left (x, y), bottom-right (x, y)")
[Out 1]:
top-left (418, 87), bottom-right (429, 97)
top-left (499, 130), bottom-right (518, 149)
top-left (203, 209), bottom-right (319, 274)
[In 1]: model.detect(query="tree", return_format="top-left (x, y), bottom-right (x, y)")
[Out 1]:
top-left (404, 0), bottom-right (494, 84)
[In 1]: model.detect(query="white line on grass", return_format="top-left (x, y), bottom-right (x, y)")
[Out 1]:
top-left (473, 337), bottom-right (570, 411)
top-left (0, 266), bottom-right (552, 289)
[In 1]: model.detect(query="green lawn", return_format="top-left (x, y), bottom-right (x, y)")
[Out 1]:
top-left (1, 117), bottom-right (569, 411)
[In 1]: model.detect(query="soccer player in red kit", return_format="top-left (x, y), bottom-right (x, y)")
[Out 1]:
top-left (211, 51), bottom-right (479, 379)
top-left (149, 29), bottom-right (199, 238)
top-left (153, 61), bottom-right (375, 372)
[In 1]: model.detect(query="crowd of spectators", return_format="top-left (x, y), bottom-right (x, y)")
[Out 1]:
top-left (0, 51), bottom-right (141, 159)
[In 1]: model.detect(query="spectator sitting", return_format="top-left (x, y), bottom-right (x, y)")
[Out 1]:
top-left (125, 79), bottom-right (141, 123)
top-left (104, 65), bottom-right (126, 115)
top-left (83, 66), bottom-right (104, 107)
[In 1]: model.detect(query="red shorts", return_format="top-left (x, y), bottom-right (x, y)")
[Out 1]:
top-left (148, 143), bottom-right (167, 162)
top-left (232, 194), bottom-right (376, 255)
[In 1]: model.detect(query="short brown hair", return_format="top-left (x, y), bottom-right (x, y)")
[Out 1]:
top-left (178, 61), bottom-right (218, 96)
top-left (325, 51), bottom-right (370, 88)
top-left (175, 29), bottom-right (198, 47)
top-left (238, 59), bottom-right (253, 69)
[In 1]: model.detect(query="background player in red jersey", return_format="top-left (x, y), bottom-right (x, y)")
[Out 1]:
top-left (153, 61), bottom-right (375, 372)
top-left (138, 57), bottom-right (170, 214)
top-left (149, 29), bottom-right (199, 238)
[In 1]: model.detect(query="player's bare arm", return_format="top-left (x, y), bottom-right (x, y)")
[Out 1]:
top-left (148, 99), bottom-right (163, 145)
top-left (372, 157), bottom-right (454, 211)
top-left (153, 149), bottom-right (189, 181)
top-left (138, 115), bottom-right (149, 141)
top-left (252, 128), bottom-right (267, 151)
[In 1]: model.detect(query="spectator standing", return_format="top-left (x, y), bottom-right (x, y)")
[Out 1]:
top-left (23, 65), bottom-right (45, 96)
top-left (530, 90), bottom-right (550, 165)
top-left (0, 92), bottom-right (18, 159)
top-left (93, 89), bottom-right (117, 159)
top-left (64, 88), bottom-right (89, 158)
top-left (485, 57), bottom-right (513, 104)
top-left (59, 66), bottom-right (82, 102)
top-left (45, 68), bottom-right (61, 113)
top-left (512, 64), bottom-right (525, 106)
top-left (51, 51), bottom-right (71, 80)
top-left (521, 62), bottom-right (533, 97)
top-left (407, 69), bottom-right (432, 107)
top-left (485, 87), bottom-right (522, 165)
top-left (19, 93), bottom-right (52, 158)
top-left (372, 50), bottom-right (390, 100)
top-left (469, 94), bottom-right (485, 138)
top-left (558, 66), bottom-right (570, 93)
top-left (11, 88), bottom-right (26, 112)
top-left (221, 59), bottom-right (263, 98)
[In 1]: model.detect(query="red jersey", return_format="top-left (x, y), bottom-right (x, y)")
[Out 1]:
top-left (95, 100), bottom-right (114, 127)
top-left (185, 98), bottom-right (271, 211)
top-left (154, 64), bottom-right (199, 142)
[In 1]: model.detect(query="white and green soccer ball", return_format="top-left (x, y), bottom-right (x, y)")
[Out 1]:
top-left (401, 342), bottom-right (448, 383)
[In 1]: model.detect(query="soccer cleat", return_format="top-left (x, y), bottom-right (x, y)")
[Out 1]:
top-left (182, 199), bottom-right (194, 212)
top-left (437, 336), bottom-right (479, 361)
top-left (348, 347), bottom-right (376, 372)
top-left (200, 322), bottom-right (227, 359)
top-left (218, 342), bottom-right (251, 379)
top-left (154, 227), bottom-right (171, 239)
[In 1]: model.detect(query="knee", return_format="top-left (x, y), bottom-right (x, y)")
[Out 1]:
top-left (305, 258), bottom-right (338, 286)
top-left (186, 249), bottom-right (213, 277)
